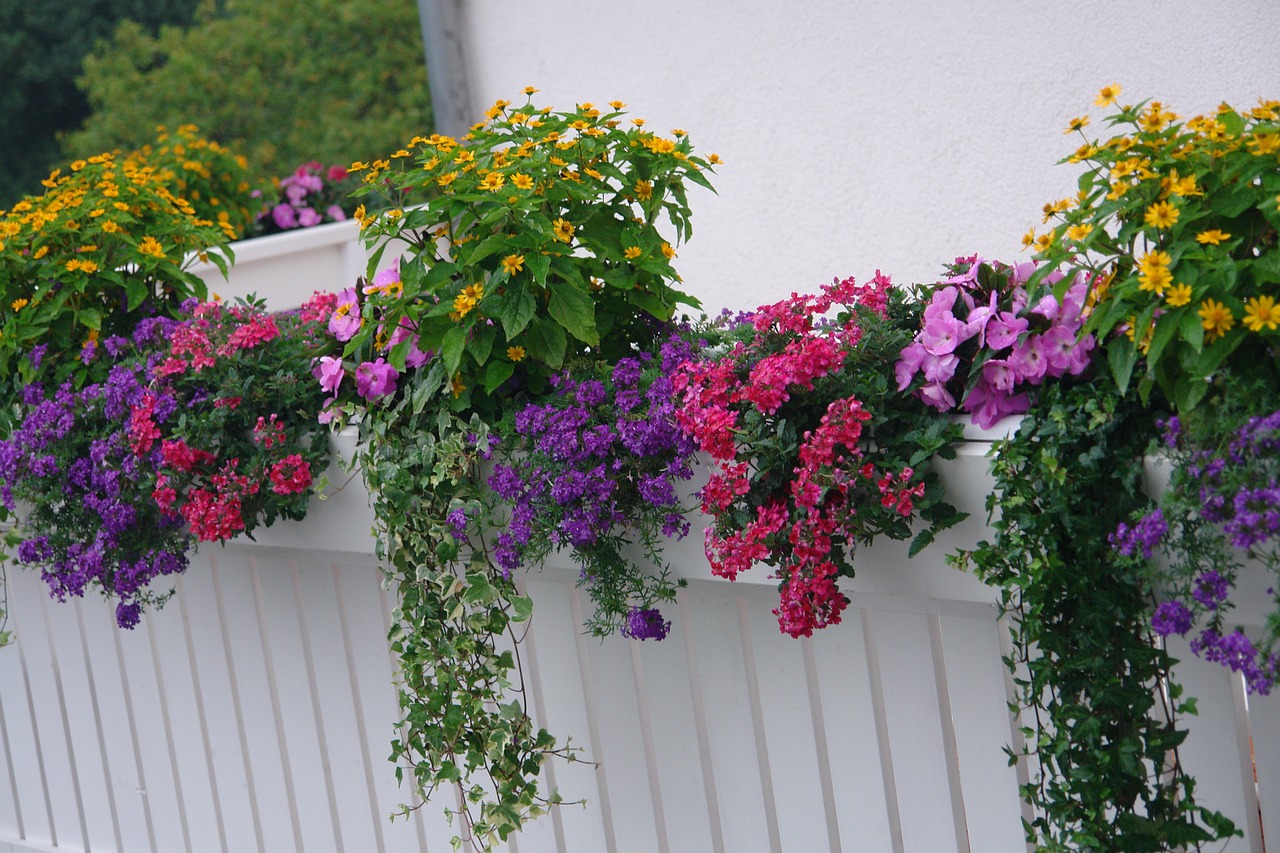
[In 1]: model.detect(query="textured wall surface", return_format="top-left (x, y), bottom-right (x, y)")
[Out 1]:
top-left (454, 0), bottom-right (1280, 311)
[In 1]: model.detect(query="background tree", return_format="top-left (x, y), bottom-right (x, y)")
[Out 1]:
top-left (61, 0), bottom-right (433, 189)
top-left (0, 0), bottom-right (200, 207)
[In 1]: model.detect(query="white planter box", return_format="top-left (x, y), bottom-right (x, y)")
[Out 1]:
top-left (2, 238), bottom-right (1277, 852)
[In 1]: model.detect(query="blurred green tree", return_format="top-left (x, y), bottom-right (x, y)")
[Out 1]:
top-left (0, 0), bottom-right (200, 207)
top-left (61, 0), bottom-right (433, 189)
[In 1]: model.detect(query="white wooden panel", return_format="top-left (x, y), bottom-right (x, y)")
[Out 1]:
top-left (682, 589), bottom-right (774, 853)
top-left (363, 566), bottom-right (454, 852)
top-left (570, 587), bottom-right (660, 853)
top-left (746, 598), bottom-right (830, 852)
top-left (0, 653), bottom-right (23, 842)
top-left (870, 608), bottom-right (960, 853)
top-left (11, 575), bottom-right (84, 851)
top-left (522, 576), bottom-right (609, 853)
top-left (173, 564), bottom-right (261, 852)
top-left (293, 560), bottom-right (385, 853)
top-left (936, 613), bottom-right (1025, 853)
top-left (73, 599), bottom-right (152, 852)
top-left (250, 554), bottom-right (339, 852)
top-left (808, 606), bottom-right (896, 852)
top-left (114, 605), bottom-right (187, 853)
top-left (0, 571), bottom-right (50, 846)
top-left (1248, 685), bottom-right (1280, 845)
top-left (625, 593), bottom-right (715, 853)
top-left (1167, 636), bottom-right (1259, 849)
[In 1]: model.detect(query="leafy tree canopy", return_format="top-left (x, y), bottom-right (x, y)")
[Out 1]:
top-left (61, 0), bottom-right (433, 188)
top-left (0, 0), bottom-right (199, 207)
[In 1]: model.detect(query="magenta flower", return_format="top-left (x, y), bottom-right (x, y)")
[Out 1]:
top-left (328, 288), bottom-right (361, 342)
top-left (355, 358), bottom-right (399, 400)
top-left (326, 205), bottom-right (346, 222)
top-left (271, 203), bottom-right (299, 229)
top-left (985, 311), bottom-right (1028, 350)
top-left (312, 355), bottom-right (345, 393)
top-left (297, 207), bottom-right (321, 228)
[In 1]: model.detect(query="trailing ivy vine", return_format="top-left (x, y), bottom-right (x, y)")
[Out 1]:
top-left (954, 380), bottom-right (1237, 851)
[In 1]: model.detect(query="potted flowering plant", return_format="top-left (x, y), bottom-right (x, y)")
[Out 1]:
top-left (0, 126), bottom-right (256, 425)
top-left (249, 160), bottom-right (361, 236)
top-left (313, 92), bottom-right (719, 848)
top-left (0, 295), bottom-right (332, 628)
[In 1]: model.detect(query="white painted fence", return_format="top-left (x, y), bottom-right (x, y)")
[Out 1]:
top-left (1, 231), bottom-right (1277, 852)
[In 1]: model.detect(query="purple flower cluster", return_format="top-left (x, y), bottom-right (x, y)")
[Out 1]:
top-left (0, 322), bottom-right (191, 627)
top-left (621, 607), bottom-right (672, 641)
top-left (1147, 406), bottom-right (1280, 690)
top-left (1151, 601), bottom-right (1193, 637)
top-left (1191, 628), bottom-right (1279, 695)
top-left (1109, 508), bottom-right (1168, 559)
top-left (488, 338), bottom-right (700, 637)
top-left (896, 258), bottom-right (1095, 429)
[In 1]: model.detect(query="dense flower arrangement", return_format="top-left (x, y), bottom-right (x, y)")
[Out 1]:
top-left (1033, 91), bottom-right (1280, 412)
top-left (312, 93), bottom-right (720, 849)
top-left (344, 90), bottom-right (718, 410)
top-left (0, 126), bottom-right (255, 422)
top-left (249, 160), bottom-right (359, 236)
top-left (490, 336), bottom-right (700, 639)
top-left (1125, 395), bottom-right (1280, 695)
top-left (2, 83), bottom-right (1273, 853)
top-left (895, 257), bottom-right (1094, 429)
top-left (0, 296), bottom-right (331, 627)
top-left (676, 272), bottom-right (966, 637)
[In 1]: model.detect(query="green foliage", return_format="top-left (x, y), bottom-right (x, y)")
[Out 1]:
top-left (953, 379), bottom-right (1237, 850)
top-left (0, 0), bottom-right (200, 207)
top-left (0, 125), bottom-right (248, 418)
top-left (1033, 93), bottom-right (1280, 413)
top-left (359, 403), bottom-right (572, 849)
top-left (62, 0), bottom-right (433, 189)
top-left (346, 93), bottom-right (717, 418)
top-left (328, 95), bottom-right (717, 849)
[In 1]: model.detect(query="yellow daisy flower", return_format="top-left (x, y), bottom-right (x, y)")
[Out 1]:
top-left (1195, 229), bottom-right (1231, 246)
top-left (623, 246), bottom-right (642, 260)
top-left (1243, 295), bottom-right (1280, 332)
top-left (1198, 298), bottom-right (1235, 341)
top-left (1165, 283), bottom-right (1193, 307)
top-left (1143, 201), bottom-right (1179, 229)
top-left (501, 254), bottom-right (525, 275)
top-left (1095, 84), bottom-right (1122, 107)
top-left (507, 346), bottom-right (526, 362)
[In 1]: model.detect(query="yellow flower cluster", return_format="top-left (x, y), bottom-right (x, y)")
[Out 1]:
top-left (452, 283), bottom-right (485, 319)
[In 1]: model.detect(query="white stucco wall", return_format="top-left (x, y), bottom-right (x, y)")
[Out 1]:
top-left (454, 0), bottom-right (1280, 312)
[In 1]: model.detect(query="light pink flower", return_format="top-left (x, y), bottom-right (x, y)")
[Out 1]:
top-left (328, 288), bottom-right (361, 341)
top-left (312, 355), bottom-right (345, 393)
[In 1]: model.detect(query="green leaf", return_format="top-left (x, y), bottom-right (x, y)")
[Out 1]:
top-left (469, 323), bottom-right (496, 366)
top-left (526, 252), bottom-right (551, 286)
top-left (124, 277), bottom-right (149, 311)
top-left (510, 594), bottom-right (534, 623)
top-left (460, 232), bottom-right (511, 268)
top-left (1107, 337), bottom-right (1139, 393)
top-left (483, 359), bottom-right (515, 393)
top-left (525, 315), bottom-right (566, 368)
top-left (77, 308), bottom-right (102, 331)
top-left (440, 325), bottom-right (466, 375)
top-left (548, 281), bottom-right (599, 345)
top-left (495, 287), bottom-right (536, 339)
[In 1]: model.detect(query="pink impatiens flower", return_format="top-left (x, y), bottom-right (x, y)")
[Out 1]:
top-left (354, 358), bottom-right (399, 400)
top-left (312, 355), bottom-right (345, 393)
top-left (328, 288), bottom-right (361, 341)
